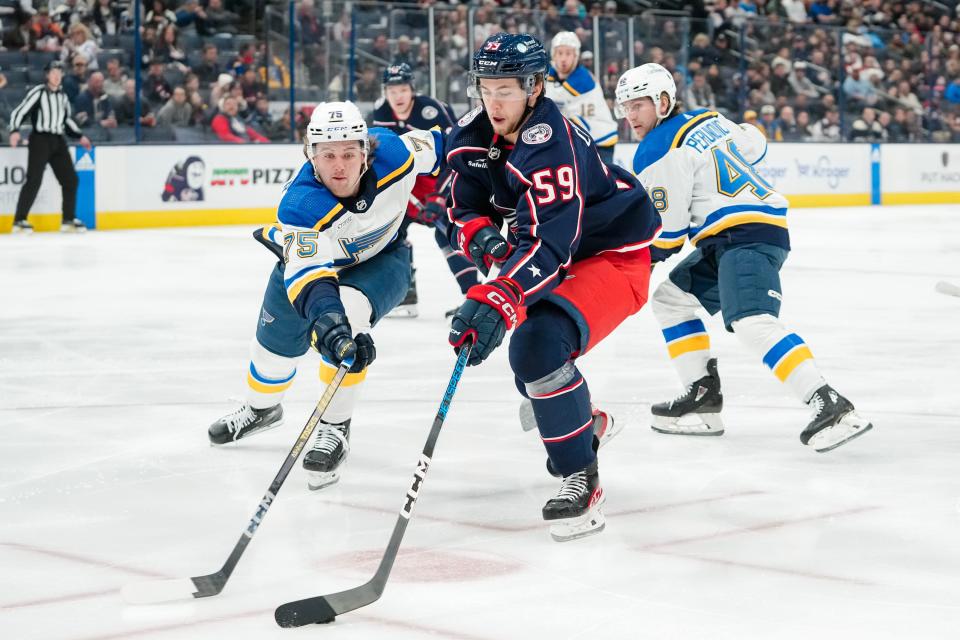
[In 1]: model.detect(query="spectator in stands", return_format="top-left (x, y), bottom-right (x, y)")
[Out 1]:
top-left (30, 8), bottom-right (65, 52)
top-left (886, 107), bottom-right (908, 142)
top-left (143, 58), bottom-right (173, 106)
top-left (600, 1), bottom-right (626, 62)
top-left (758, 104), bottom-right (783, 141)
top-left (175, 0), bottom-right (207, 34)
top-left (145, 0), bottom-right (177, 31)
top-left (211, 96), bottom-right (267, 143)
top-left (808, 0), bottom-right (836, 24)
top-left (3, 14), bottom-right (32, 51)
top-left (789, 61), bottom-right (820, 98)
top-left (155, 24), bottom-right (188, 69)
top-left (102, 57), bottom-right (128, 100)
top-left (114, 78), bottom-right (157, 127)
top-left (92, 0), bottom-right (125, 36)
top-left (559, 0), bottom-right (589, 37)
top-left (203, 0), bottom-right (240, 36)
top-left (711, 32), bottom-right (735, 67)
top-left (394, 35), bottom-right (415, 66)
top-left (689, 32), bottom-right (716, 66)
top-left (62, 54), bottom-right (89, 102)
top-left (53, 0), bottom-right (90, 32)
top-left (685, 71), bottom-right (716, 110)
top-left (239, 67), bottom-right (265, 111)
top-left (944, 76), bottom-right (960, 105)
top-left (843, 66), bottom-right (876, 106)
top-left (246, 96), bottom-right (277, 137)
top-left (156, 85), bottom-right (193, 127)
top-left (193, 43), bottom-right (221, 85)
top-left (354, 65), bottom-right (380, 101)
top-left (370, 34), bottom-right (391, 62)
top-left (810, 107), bottom-right (842, 142)
top-left (73, 70), bottom-right (117, 129)
top-left (770, 59), bottom-right (792, 98)
top-left (60, 23), bottom-right (99, 70)
top-left (297, 0), bottom-right (324, 45)
top-left (778, 105), bottom-right (803, 141)
top-left (795, 110), bottom-right (812, 140)
top-left (139, 25), bottom-right (159, 69)
top-left (850, 106), bottom-right (886, 141)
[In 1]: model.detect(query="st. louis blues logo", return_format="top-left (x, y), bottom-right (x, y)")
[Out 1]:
top-left (336, 216), bottom-right (400, 266)
top-left (260, 308), bottom-right (275, 327)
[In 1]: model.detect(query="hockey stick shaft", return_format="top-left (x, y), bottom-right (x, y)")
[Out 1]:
top-left (274, 343), bottom-right (472, 627)
top-left (122, 359), bottom-right (353, 604)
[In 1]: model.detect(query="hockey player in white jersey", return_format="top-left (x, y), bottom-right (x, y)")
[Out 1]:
top-left (544, 31), bottom-right (619, 164)
top-left (615, 63), bottom-right (873, 452)
top-left (207, 101), bottom-right (444, 489)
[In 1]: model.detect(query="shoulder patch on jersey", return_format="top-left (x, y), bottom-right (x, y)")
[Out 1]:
top-left (521, 123), bottom-right (553, 145)
top-left (458, 105), bottom-right (482, 127)
top-left (421, 105), bottom-right (438, 120)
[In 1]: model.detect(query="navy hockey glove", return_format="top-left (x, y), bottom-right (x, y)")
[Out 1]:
top-left (448, 278), bottom-right (523, 366)
top-left (311, 312), bottom-right (358, 370)
top-left (411, 193), bottom-right (445, 226)
top-left (352, 332), bottom-right (377, 372)
top-left (457, 217), bottom-right (513, 276)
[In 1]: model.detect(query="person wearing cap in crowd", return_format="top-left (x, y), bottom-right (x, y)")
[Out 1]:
top-left (758, 104), bottom-right (783, 141)
top-left (369, 62), bottom-right (474, 318)
top-left (7, 60), bottom-right (92, 233)
top-left (544, 31), bottom-right (619, 164)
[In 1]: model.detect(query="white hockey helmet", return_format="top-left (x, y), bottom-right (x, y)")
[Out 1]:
top-left (614, 63), bottom-right (677, 121)
top-left (306, 101), bottom-right (369, 157)
top-left (551, 31), bottom-right (581, 56)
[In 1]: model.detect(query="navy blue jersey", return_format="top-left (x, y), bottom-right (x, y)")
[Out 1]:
top-left (370, 94), bottom-right (457, 134)
top-left (445, 98), bottom-right (662, 305)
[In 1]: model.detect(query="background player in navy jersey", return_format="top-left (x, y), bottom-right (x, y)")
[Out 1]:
top-left (370, 62), bottom-right (479, 317)
top-left (445, 33), bottom-right (662, 541)
top-left (206, 102), bottom-right (445, 491)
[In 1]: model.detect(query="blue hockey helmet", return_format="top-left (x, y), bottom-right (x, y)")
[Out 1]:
top-left (469, 33), bottom-right (548, 98)
top-left (382, 62), bottom-right (414, 88)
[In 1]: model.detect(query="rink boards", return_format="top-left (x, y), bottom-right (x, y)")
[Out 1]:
top-left (1, 141), bottom-right (958, 232)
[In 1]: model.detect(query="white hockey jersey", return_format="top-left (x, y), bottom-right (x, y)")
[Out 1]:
top-left (631, 109), bottom-right (790, 262)
top-left (544, 65), bottom-right (619, 149)
top-left (264, 127), bottom-right (442, 321)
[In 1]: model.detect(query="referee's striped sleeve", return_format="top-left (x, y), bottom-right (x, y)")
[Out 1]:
top-left (9, 86), bottom-right (43, 132)
top-left (64, 99), bottom-right (83, 138)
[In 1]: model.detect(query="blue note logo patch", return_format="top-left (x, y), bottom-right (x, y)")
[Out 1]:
top-left (521, 124), bottom-right (552, 145)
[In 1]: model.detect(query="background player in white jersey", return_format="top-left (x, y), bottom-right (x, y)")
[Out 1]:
top-left (615, 63), bottom-right (873, 452)
top-left (207, 101), bottom-right (444, 489)
top-left (544, 32), bottom-right (619, 164)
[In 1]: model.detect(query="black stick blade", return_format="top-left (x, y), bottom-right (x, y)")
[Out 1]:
top-left (275, 596), bottom-right (337, 627)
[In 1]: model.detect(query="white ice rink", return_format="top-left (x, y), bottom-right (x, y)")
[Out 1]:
top-left (2, 205), bottom-right (959, 640)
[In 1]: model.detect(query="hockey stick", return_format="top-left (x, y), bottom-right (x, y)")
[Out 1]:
top-left (274, 342), bottom-right (472, 627)
top-left (935, 280), bottom-right (960, 298)
top-left (121, 357), bottom-right (354, 605)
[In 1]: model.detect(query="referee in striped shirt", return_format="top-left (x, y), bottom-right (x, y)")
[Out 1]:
top-left (8, 59), bottom-right (92, 233)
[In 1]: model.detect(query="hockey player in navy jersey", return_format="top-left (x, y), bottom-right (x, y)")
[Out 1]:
top-left (370, 62), bottom-right (478, 317)
top-left (544, 32), bottom-right (619, 164)
top-left (207, 101), bottom-right (445, 490)
top-left (445, 33), bottom-right (662, 541)
top-left (615, 63), bottom-right (872, 452)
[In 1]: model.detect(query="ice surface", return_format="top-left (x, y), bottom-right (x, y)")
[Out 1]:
top-left (2, 206), bottom-right (959, 639)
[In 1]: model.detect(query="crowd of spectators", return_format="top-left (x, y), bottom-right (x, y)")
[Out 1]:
top-left (3, 0), bottom-right (960, 144)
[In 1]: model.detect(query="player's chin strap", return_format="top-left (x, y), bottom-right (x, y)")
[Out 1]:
top-left (507, 92), bottom-right (543, 138)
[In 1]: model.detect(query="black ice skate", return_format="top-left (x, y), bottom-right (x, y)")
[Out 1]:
top-left (387, 270), bottom-right (418, 318)
top-left (11, 220), bottom-right (34, 234)
top-left (651, 358), bottom-right (724, 436)
top-left (545, 408), bottom-right (621, 478)
top-left (208, 404), bottom-right (284, 445)
top-left (801, 385), bottom-right (873, 452)
top-left (542, 460), bottom-right (605, 542)
top-left (303, 419), bottom-right (350, 490)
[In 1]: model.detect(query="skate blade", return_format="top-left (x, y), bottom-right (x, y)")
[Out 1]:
top-left (385, 305), bottom-right (418, 319)
top-left (548, 507), bottom-right (606, 542)
top-left (808, 414), bottom-right (873, 453)
top-left (650, 413), bottom-right (724, 436)
top-left (307, 470), bottom-right (341, 491)
top-left (208, 419), bottom-right (284, 446)
top-left (595, 413), bottom-right (624, 448)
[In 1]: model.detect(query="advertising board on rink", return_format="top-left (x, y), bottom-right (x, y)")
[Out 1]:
top-left (93, 144), bottom-right (303, 229)
top-left (615, 142), bottom-right (873, 208)
top-left (0, 147), bottom-right (66, 232)
top-left (880, 144), bottom-right (960, 205)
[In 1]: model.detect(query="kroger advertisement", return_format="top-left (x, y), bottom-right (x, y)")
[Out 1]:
top-left (614, 142), bottom-right (873, 208)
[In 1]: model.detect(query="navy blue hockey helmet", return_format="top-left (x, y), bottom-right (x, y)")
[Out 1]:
top-left (469, 33), bottom-right (548, 97)
top-left (382, 62), bottom-right (414, 88)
